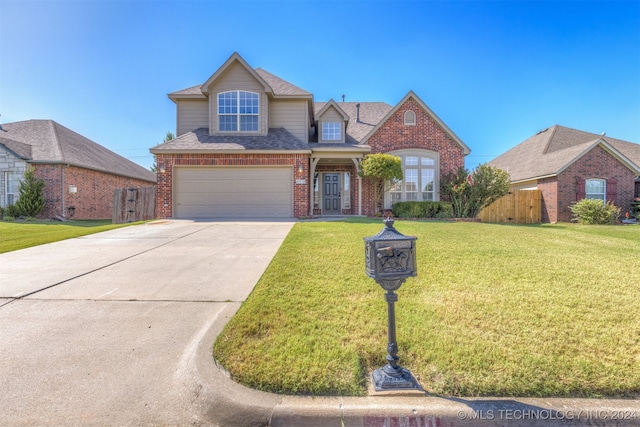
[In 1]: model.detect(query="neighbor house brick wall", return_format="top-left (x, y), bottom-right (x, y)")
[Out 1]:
top-left (555, 145), bottom-right (637, 222)
top-left (362, 97), bottom-right (466, 216)
top-left (537, 177), bottom-right (558, 223)
top-left (155, 153), bottom-right (309, 218)
top-left (33, 164), bottom-right (154, 219)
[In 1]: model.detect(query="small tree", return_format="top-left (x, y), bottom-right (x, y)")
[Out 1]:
top-left (440, 164), bottom-right (510, 218)
top-left (359, 153), bottom-right (403, 214)
top-left (150, 131), bottom-right (175, 172)
top-left (14, 168), bottom-right (45, 218)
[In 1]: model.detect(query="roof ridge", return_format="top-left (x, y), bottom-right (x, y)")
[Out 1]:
top-left (46, 119), bottom-right (66, 161)
top-left (541, 125), bottom-right (559, 154)
top-left (254, 67), bottom-right (311, 95)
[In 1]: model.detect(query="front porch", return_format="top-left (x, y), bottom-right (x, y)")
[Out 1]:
top-left (309, 145), bottom-right (369, 217)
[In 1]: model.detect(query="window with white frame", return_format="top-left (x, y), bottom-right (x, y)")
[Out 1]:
top-left (322, 122), bottom-right (341, 141)
top-left (403, 110), bottom-right (416, 126)
top-left (218, 91), bottom-right (259, 132)
top-left (585, 179), bottom-right (606, 202)
top-left (5, 172), bottom-right (14, 206)
top-left (387, 150), bottom-right (438, 207)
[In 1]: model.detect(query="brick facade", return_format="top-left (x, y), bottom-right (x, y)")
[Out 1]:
top-left (155, 153), bottom-right (310, 218)
top-left (33, 164), bottom-right (153, 220)
top-left (554, 145), bottom-right (637, 222)
top-left (362, 97), bottom-right (466, 216)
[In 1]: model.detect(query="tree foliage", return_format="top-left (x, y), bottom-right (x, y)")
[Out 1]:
top-left (15, 168), bottom-right (46, 218)
top-left (440, 164), bottom-right (511, 218)
top-left (150, 131), bottom-right (175, 172)
top-left (359, 153), bottom-right (403, 213)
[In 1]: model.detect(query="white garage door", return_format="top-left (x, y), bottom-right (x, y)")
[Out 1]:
top-left (174, 167), bottom-right (293, 218)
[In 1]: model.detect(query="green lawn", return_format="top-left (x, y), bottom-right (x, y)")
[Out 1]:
top-left (214, 219), bottom-right (640, 398)
top-left (0, 219), bottom-right (139, 253)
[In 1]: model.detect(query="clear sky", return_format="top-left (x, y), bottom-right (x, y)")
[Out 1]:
top-left (1, 0), bottom-right (639, 171)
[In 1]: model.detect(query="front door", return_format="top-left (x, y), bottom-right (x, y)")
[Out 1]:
top-left (323, 173), bottom-right (341, 214)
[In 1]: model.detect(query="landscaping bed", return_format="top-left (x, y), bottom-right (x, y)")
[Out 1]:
top-left (214, 219), bottom-right (640, 397)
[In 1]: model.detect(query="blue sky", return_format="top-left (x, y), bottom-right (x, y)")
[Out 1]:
top-left (1, 0), bottom-right (638, 170)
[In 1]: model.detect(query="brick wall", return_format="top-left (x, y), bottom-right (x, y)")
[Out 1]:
top-left (537, 177), bottom-right (558, 223)
top-left (155, 153), bottom-right (310, 218)
top-left (362, 97), bottom-right (466, 216)
top-left (555, 145), bottom-right (637, 222)
top-left (33, 164), bottom-right (155, 220)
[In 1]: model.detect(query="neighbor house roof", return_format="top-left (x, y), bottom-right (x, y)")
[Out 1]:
top-left (0, 120), bottom-right (156, 182)
top-left (150, 127), bottom-right (311, 153)
top-left (489, 125), bottom-right (640, 182)
top-left (313, 101), bottom-right (393, 143)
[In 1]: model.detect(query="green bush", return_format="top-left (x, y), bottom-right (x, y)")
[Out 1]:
top-left (3, 204), bottom-right (19, 219)
top-left (392, 201), bottom-right (453, 218)
top-left (15, 169), bottom-right (45, 218)
top-left (570, 199), bottom-right (620, 224)
top-left (631, 197), bottom-right (640, 220)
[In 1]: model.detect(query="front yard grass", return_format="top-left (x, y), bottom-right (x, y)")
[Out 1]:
top-left (0, 220), bottom-right (138, 253)
top-left (214, 219), bottom-right (640, 397)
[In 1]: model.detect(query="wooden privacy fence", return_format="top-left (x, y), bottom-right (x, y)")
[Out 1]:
top-left (477, 190), bottom-right (542, 224)
top-left (113, 187), bottom-right (156, 223)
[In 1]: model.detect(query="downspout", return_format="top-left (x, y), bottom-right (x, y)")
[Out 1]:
top-left (61, 164), bottom-right (66, 218)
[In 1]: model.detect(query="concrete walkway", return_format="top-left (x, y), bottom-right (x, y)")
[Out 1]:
top-left (1, 219), bottom-right (638, 426)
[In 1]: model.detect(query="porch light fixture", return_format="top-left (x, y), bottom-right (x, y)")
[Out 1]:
top-left (364, 217), bottom-right (422, 392)
top-left (69, 185), bottom-right (77, 194)
top-left (67, 206), bottom-right (75, 218)
top-left (159, 164), bottom-right (166, 173)
top-left (298, 164), bottom-right (304, 174)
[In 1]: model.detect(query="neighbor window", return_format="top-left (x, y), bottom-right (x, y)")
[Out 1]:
top-left (387, 150), bottom-right (438, 207)
top-left (403, 110), bottom-right (416, 125)
top-left (585, 179), bottom-right (606, 202)
top-left (4, 172), bottom-right (14, 206)
top-left (218, 91), bottom-right (259, 132)
top-left (322, 122), bottom-right (341, 141)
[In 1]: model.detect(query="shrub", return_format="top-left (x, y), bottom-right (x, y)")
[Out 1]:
top-left (392, 201), bottom-right (453, 218)
top-left (0, 206), bottom-right (3, 219)
top-left (570, 199), bottom-right (620, 224)
top-left (631, 197), bottom-right (640, 220)
top-left (4, 204), bottom-right (19, 219)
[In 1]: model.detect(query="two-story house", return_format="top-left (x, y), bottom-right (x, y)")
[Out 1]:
top-left (150, 52), bottom-right (470, 219)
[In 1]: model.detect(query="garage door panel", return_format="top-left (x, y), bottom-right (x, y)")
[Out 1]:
top-left (174, 167), bottom-right (293, 218)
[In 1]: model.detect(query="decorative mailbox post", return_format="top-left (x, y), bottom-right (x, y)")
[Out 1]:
top-left (364, 217), bottom-right (422, 392)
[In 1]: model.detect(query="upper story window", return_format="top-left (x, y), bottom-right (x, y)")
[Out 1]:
top-left (585, 179), bottom-right (606, 202)
top-left (218, 91), bottom-right (259, 132)
top-left (322, 122), bottom-right (341, 141)
top-left (403, 110), bottom-right (416, 126)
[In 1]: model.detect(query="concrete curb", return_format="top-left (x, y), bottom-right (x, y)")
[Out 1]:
top-left (193, 307), bottom-right (639, 426)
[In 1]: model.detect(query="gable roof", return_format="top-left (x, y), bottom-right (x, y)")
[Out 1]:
top-left (200, 52), bottom-right (272, 96)
top-left (254, 68), bottom-right (311, 97)
top-left (360, 91), bottom-right (471, 155)
top-left (489, 125), bottom-right (640, 182)
top-left (313, 101), bottom-right (393, 143)
top-left (0, 135), bottom-right (32, 159)
top-left (315, 99), bottom-right (350, 122)
top-left (0, 120), bottom-right (156, 182)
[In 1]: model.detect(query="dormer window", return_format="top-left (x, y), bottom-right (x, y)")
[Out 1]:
top-left (322, 122), bottom-right (341, 141)
top-left (404, 110), bottom-right (416, 126)
top-left (218, 91), bottom-right (259, 132)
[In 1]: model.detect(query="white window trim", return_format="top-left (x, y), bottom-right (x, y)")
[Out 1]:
top-left (385, 149), bottom-right (439, 209)
top-left (404, 110), bottom-right (416, 126)
top-left (585, 178), bottom-right (606, 202)
top-left (217, 90), bottom-right (259, 133)
top-left (4, 172), bottom-right (14, 206)
top-left (321, 122), bottom-right (341, 141)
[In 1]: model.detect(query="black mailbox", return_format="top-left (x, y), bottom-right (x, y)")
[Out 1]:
top-left (363, 217), bottom-right (422, 392)
top-left (364, 217), bottom-right (417, 290)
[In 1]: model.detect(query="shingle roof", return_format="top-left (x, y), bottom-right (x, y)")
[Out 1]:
top-left (489, 125), bottom-right (640, 182)
top-left (0, 120), bottom-right (156, 182)
top-left (313, 102), bottom-right (393, 143)
top-left (150, 128), bottom-right (310, 152)
top-left (168, 85), bottom-right (205, 97)
top-left (0, 135), bottom-right (32, 159)
top-left (255, 68), bottom-right (311, 97)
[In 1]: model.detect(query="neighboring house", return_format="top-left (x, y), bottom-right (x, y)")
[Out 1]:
top-left (488, 125), bottom-right (640, 223)
top-left (150, 52), bottom-right (470, 219)
top-left (0, 120), bottom-right (157, 219)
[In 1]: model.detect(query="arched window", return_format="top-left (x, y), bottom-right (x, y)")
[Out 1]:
top-left (218, 91), bottom-right (259, 132)
top-left (403, 110), bottom-right (416, 126)
top-left (386, 149), bottom-right (439, 207)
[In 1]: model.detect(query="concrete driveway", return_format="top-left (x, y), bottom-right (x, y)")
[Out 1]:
top-left (0, 219), bottom-right (294, 426)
